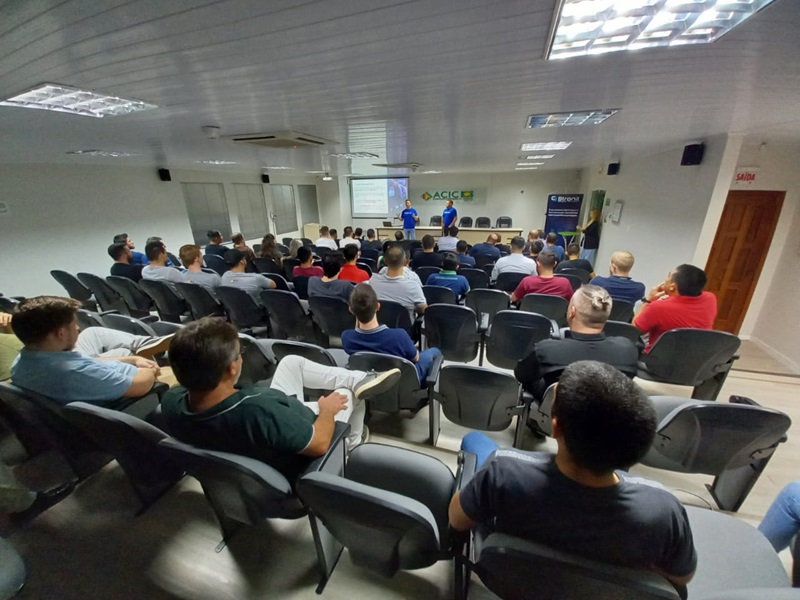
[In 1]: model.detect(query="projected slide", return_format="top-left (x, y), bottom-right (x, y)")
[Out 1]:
top-left (350, 177), bottom-right (409, 218)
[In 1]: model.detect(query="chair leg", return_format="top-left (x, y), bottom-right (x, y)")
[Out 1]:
top-left (429, 398), bottom-right (441, 447)
top-left (308, 513), bottom-right (344, 594)
top-left (691, 367), bottom-right (732, 401)
top-left (512, 400), bottom-right (530, 449)
top-left (707, 449), bottom-right (778, 512)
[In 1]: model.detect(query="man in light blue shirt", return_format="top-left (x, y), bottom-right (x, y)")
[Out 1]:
top-left (398, 199), bottom-right (419, 240)
top-left (491, 236), bottom-right (537, 283)
top-left (221, 248), bottom-right (275, 303)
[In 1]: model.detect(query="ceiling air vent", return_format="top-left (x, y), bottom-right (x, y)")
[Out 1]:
top-left (225, 131), bottom-right (333, 149)
top-left (372, 162), bottom-right (423, 170)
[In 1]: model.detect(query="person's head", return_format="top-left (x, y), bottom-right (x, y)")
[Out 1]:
top-left (442, 252), bottom-right (459, 271)
top-left (367, 228), bottom-right (376, 240)
top-left (343, 226), bottom-right (353, 239)
top-left (108, 242), bottom-right (131, 263)
top-left (329, 228), bottom-right (338, 239)
top-left (552, 361), bottom-right (656, 474)
top-left (485, 235), bottom-right (496, 245)
top-left (323, 252), bottom-right (345, 278)
top-left (113, 233), bottom-right (135, 249)
top-left (260, 234), bottom-right (277, 256)
top-left (319, 225), bottom-right (330, 238)
top-left (528, 229), bottom-right (542, 242)
top-left (567, 285), bottom-right (612, 330)
top-left (667, 264), bottom-right (707, 297)
top-left (510, 236), bottom-right (525, 253)
top-left (456, 240), bottom-right (468, 254)
top-left (169, 317), bottom-right (241, 392)
top-left (546, 232), bottom-right (558, 245)
top-left (179, 244), bottom-right (203, 268)
top-left (383, 244), bottom-right (405, 271)
top-left (530, 240), bottom-right (544, 257)
top-left (145, 236), bottom-right (164, 246)
top-left (349, 283), bottom-right (378, 324)
top-left (567, 243), bottom-right (581, 259)
top-left (590, 208), bottom-right (602, 220)
top-left (207, 230), bottom-right (223, 244)
top-left (11, 296), bottom-right (81, 349)
top-left (609, 251), bottom-right (635, 276)
top-left (537, 249), bottom-right (557, 272)
top-left (394, 230), bottom-right (404, 241)
top-left (296, 246), bottom-right (313, 266)
top-left (405, 199), bottom-right (411, 208)
top-left (231, 232), bottom-right (245, 246)
top-left (422, 234), bottom-right (436, 251)
top-left (223, 248), bottom-right (246, 270)
top-left (446, 199), bottom-right (454, 208)
top-left (448, 226), bottom-right (459, 238)
top-left (145, 240), bottom-right (167, 263)
top-left (342, 244), bottom-right (360, 264)
top-left (354, 228), bottom-right (363, 239)
top-left (289, 239), bottom-right (303, 259)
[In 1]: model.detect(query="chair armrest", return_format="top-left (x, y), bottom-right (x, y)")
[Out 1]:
top-left (303, 421), bottom-right (350, 475)
top-left (98, 310), bottom-right (120, 316)
top-left (425, 352), bottom-right (445, 388)
top-left (141, 315), bottom-right (159, 323)
top-left (455, 450), bottom-right (479, 491)
top-left (729, 395), bottom-right (760, 407)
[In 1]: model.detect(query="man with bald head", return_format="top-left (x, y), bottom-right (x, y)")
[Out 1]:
top-left (590, 250), bottom-right (646, 305)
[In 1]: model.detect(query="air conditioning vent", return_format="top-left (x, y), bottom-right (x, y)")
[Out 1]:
top-left (225, 131), bottom-right (333, 149)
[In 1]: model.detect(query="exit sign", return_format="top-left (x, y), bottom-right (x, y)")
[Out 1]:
top-left (734, 168), bottom-right (759, 184)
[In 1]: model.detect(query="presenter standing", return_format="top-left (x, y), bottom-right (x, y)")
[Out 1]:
top-left (397, 199), bottom-right (419, 240)
top-left (442, 199), bottom-right (458, 236)
top-left (577, 208), bottom-right (601, 266)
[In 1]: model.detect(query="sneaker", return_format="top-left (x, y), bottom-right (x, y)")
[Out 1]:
top-left (135, 334), bottom-right (174, 359)
top-left (11, 481), bottom-right (75, 523)
top-left (353, 368), bottom-right (401, 401)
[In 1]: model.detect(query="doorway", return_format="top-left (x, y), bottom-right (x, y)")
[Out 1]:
top-left (704, 190), bottom-right (785, 334)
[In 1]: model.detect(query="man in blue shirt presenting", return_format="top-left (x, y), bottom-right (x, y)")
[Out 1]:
top-left (442, 199), bottom-right (458, 235)
top-left (397, 199), bottom-right (419, 240)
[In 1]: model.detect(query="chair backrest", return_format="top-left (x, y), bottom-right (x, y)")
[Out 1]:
top-left (486, 310), bottom-right (557, 369)
top-left (608, 299), bottom-right (635, 323)
top-left (474, 532), bottom-right (680, 600)
top-left (260, 289), bottom-right (318, 342)
top-left (253, 257), bottom-right (282, 275)
top-left (106, 276), bottom-right (153, 317)
top-left (376, 299), bottom-right (414, 331)
top-left (308, 296), bottom-right (354, 343)
top-left (51, 270), bottom-right (92, 302)
top-left (0, 296), bottom-right (21, 313)
top-left (458, 216), bottom-right (473, 228)
top-left (77, 308), bottom-right (107, 330)
top-left (101, 313), bottom-right (157, 337)
top-left (415, 266), bottom-right (441, 285)
top-left (262, 272), bottom-right (290, 291)
top-left (422, 305), bottom-right (479, 362)
top-left (496, 216), bottom-right (512, 228)
top-left (465, 289), bottom-right (510, 329)
top-left (495, 272), bottom-right (527, 293)
top-left (360, 249), bottom-right (380, 262)
top-left (282, 258), bottom-right (300, 281)
top-left (203, 253), bottom-right (228, 276)
top-left (429, 215), bottom-right (443, 226)
top-left (216, 286), bottom-right (269, 331)
top-left (281, 237), bottom-right (293, 247)
top-left (292, 275), bottom-right (310, 300)
top-left (276, 243), bottom-right (290, 256)
top-left (314, 246), bottom-right (331, 260)
top-left (348, 352), bottom-right (425, 413)
top-left (301, 238), bottom-right (313, 247)
top-left (77, 272), bottom-right (129, 314)
top-left (561, 268), bottom-right (591, 285)
top-left (475, 216), bottom-right (491, 228)
top-left (356, 262), bottom-right (372, 277)
top-left (252, 243), bottom-right (262, 254)
top-left (519, 293), bottom-right (569, 328)
top-left (270, 339), bottom-right (339, 367)
top-left (603, 320), bottom-right (643, 346)
top-left (138, 279), bottom-right (188, 323)
top-left (174, 282), bottom-right (224, 320)
top-left (474, 253), bottom-right (496, 269)
top-left (554, 273), bottom-right (582, 292)
top-left (437, 365), bottom-right (520, 430)
top-left (642, 329), bottom-right (741, 385)
top-left (423, 285), bottom-right (457, 306)
top-left (237, 334), bottom-right (276, 386)
top-left (461, 268), bottom-right (489, 290)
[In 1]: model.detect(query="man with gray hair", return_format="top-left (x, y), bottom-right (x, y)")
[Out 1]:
top-left (491, 235), bottom-right (537, 283)
top-left (514, 285), bottom-right (639, 398)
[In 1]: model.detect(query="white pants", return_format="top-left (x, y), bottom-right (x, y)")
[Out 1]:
top-left (270, 355), bottom-right (367, 449)
top-left (74, 327), bottom-right (154, 358)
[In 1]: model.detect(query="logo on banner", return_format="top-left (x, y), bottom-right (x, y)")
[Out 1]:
top-left (420, 190), bottom-right (474, 202)
top-left (549, 195), bottom-right (583, 203)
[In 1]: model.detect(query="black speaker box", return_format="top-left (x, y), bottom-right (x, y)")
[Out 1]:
top-left (261, 174), bottom-right (270, 184)
top-left (681, 144), bottom-right (705, 166)
top-left (607, 162), bottom-right (620, 176)
top-left (158, 168), bottom-right (171, 181)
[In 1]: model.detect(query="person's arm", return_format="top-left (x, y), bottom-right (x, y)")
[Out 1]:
top-left (633, 282), bottom-right (666, 326)
top-left (415, 302), bottom-right (428, 315)
top-left (448, 491), bottom-right (477, 532)
top-left (414, 210), bottom-right (419, 223)
top-left (490, 262), bottom-right (500, 283)
top-left (510, 280), bottom-right (526, 303)
top-left (514, 348), bottom-right (542, 390)
top-left (301, 392), bottom-right (348, 456)
top-left (123, 367), bottom-right (158, 397)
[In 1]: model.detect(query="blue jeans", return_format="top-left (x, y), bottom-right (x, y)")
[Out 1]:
top-left (580, 248), bottom-right (597, 266)
top-left (404, 228), bottom-right (416, 240)
top-left (758, 482), bottom-right (800, 552)
top-left (415, 347), bottom-right (441, 382)
top-left (461, 431), bottom-right (500, 467)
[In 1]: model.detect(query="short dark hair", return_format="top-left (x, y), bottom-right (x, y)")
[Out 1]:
top-left (367, 228), bottom-right (375, 239)
top-left (319, 225), bottom-right (329, 236)
top-left (169, 317), bottom-right (240, 391)
top-left (146, 236), bottom-right (163, 246)
top-left (323, 252), bottom-right (345, 277)
top-left (11, 296), bottom-right (80, 345)
top-left (297, 246), bottom-right (312, 263)
top-left (422, 234), bottom-right (435, 250)
top-left (546, 232), bottom-right (558, 244)
top-left (384, 245), bottom-right (405, 269)
top-left (145, 241), bottom-right (166, 261)
top-left (394, 231), bottom-right (404, 240)
top-left (108, 242), bottom-right (128, 261)
top-left (179, 244), bottom-right (202, 267)
top-left (448, 226), bottom-right (459, 237)
top-left (223, 248), bottom-right (245, 266)
top-left (113, 233), bottom-right (128, 244)
top-left (231, 232), bottom-right (245, 245)
top-left (672, 264), bottom-right (707, 297)
top-left (343, 226), bottom-right (353, 238)
top-left (349, 283), bottom-right (378, 323)
top-left (537, 249), bottom-right (557, 268)
top-left (342, 244), bottom-right (359, 262)
top-left (442, 252), bottom-right (459, 271)
top-left (354, 228), bottom-right (363, 238)
top-left (207, 230), bottom-right (221, 240)
top-left (329, 228), bottom-right (337, 237)
top-left (567, 243), bottom-right (581, 256)
top-left (531, 240), bottom-right (544, 254)
top-left (456, 240), bottom-right (468, 253)
top-left (553, 361), bottom-right (656, 474)
top-left (510, 236), bottom-right (525, 251)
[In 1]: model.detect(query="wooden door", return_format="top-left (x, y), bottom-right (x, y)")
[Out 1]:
top-left (704, 190), bottom-right (784, 334)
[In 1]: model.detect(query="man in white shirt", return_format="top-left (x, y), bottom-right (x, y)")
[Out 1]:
top-left (315, 225), bottom-right (339, 251)
top-left (437, 226), bottom-right (459, 252)
top-left (339, 226), bottom-right (361, 249)
top-left (142, 241), bottom-right (184, 290)
top-left (491, 236), bottom-right (537, 283)
top-left (369, 245), bottom-right (427, 321)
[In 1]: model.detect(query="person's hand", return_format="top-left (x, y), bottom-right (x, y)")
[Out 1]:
top-left (318, 392), bottom-right (348, 416)
top-left (646, 283), bottom-right (666, 303)
top-left (0, 313), bottom-right (11, 327)
top-left (131, 356), bottom-right (161, 373)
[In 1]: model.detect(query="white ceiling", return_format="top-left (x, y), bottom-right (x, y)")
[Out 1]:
top-left (1, 0), bottom-right (797, 176)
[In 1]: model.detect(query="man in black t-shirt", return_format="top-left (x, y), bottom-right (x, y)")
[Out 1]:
top-left (410, 235), bottom-right (443, 270)
top-left (554, 243), bottom-right (595, 276)
top-left (108, 242), bottom-right (144, 282)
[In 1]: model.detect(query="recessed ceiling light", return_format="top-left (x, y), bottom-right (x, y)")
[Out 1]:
top-left (66, 149), bottom-right (139, 157)
top-left (547, 0), bottom-right (779, 60)
top-left (527, 109), bottom-right (619, 128)
top-left (330, 152), bottom-right (380, 159)
top-left (521, 142), bottom-right (573, 151)
top-left (515, 167), bottom-right (539, 170)
top-left (196, 160), bottom-right (238, 165)
top-left (420, 170), bottom-right (442, 174)
top-left (517, 162), bottom-right (545, 166)
top-left (322, 173), bottom-right (334, 181)
top-left (307, 170), bottom-right (329, 174)
top-left (524, 155), bottom-right (556, 160)
top-left (0, 83), bottom-right (157, 118)
top-left (262, 166), bottom-right (294, 170)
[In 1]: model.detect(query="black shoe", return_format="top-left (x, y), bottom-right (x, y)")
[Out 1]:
top-left (11, 481), bottom-right (75, 523)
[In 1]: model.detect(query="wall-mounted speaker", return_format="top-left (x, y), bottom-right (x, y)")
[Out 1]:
top-left (158, 168), bottom-right (171, 181)
top-left (607, 162), bottom-right (620, 176)
top-left (681, 144), bottom-right (705, 166)
top-left (261, 174), bottom-right (270, 184)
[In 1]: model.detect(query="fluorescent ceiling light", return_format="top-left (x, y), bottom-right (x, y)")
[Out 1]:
top-left (516, 167), bottom-right (539, 170)
top-left (263, 166), bottom-right (294, 170)
top-left (66, 149), bottom-right (139, 157)
top-left (517, 162), bottom-right (545, 166)
top-left (330, 152), bottom-right (379, 159)
top-left (520, 142), bottom-right (573, 151)
top-left (547, 0), bottom-right (779, 60)
top-left (0, 83), bottom-right (157, 118)
top-left (322, 175), bottom-right (334, 181)
top-left (527, 109), bottom-right (619, 128)
top-left (196, 160), bottom-right (238, 165)
top-left (307, 170), bottom-right (329, 174)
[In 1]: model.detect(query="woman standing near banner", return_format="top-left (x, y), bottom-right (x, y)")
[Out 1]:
top-left (577, 208), bottom-right (601, 266)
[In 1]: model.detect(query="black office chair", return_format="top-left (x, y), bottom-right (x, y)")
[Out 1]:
top-left (603, 320), bottom-right (644, 348)
top-left (429, 215), bottom-right (443, 226)
top-left (261, 272), bottom-right (291, 291)
top-left (203, 254), bottom-right (228, 276)
top-left (475, 216), bottom-right (491, 228)
top-left (276, 243), bottom-right (290, 256)
top-left (637, 329), bottom-right (741, 400)
top-left (77, 272), bottom-right (129, 314)
top-left (474, 254), bottom-right (496, 269)
top-left (76, 308), bottom-right (109, 330)
top-left (465, 288), bottom-right (510, 332)
top-left (458, 216), bottom-right (473, 228)
top-left (375, 299), bottom-right (416, 341)
top-left (461, 267), bottom-right (489, 290)
top-left (292, 275), bottom-right (310, 299)
top-left (280, 258), bottom-right (299, 281)
top-left (483, 310), bottom-right (557, 369)
top-left (609, 298), bottom-right (635, 323)
top-left (301, 237), bottom-right (313, 247)
top-left (554, 273), bottom-right (582, 292)
top-left (423, 285), bottom-right (457, 305)
top-left (100, 313), bottom-right (159, 337)
top-left (494, 272), bottom-right (527, 293)
top-left (260, 289), bottom-right (321, 343)
top-left (422, 304), bottom-right (480, 363)
top-left (138, 279), bottom-right (191, 323)
top-left (643, 395), bottom-right (791, 512)
top-left (234, 334), bottom-right (276, 386)
top-left (105, 275), bottom-right (155, 318)
top-left (252, 257), bottom-right (282, 275)
top-left (416, 266), bottom-right (441, 285)
top-left (357, 257), bottom-right (377, 271)
top-left (314, 246), bottom-right (331, 261)
top-left (519, 293), bottom-right (569, 328)
top-left (356, 262), bottom-right (372, 277)
top-left (173, 282), bottom-right (225, 320)
top-left (0, 295), bottom-right (22, 314)
top-left (495, 216), bottom-right (512, 228)
top-left (308, 296), bottom-right (354, 348)
top-left (270, 340), bottom-right (342, 371)
top-left (216, 286), bottom-right (271, 337)
top-left (560, 268), bottom-right (591, 285)
top-left (50, 270), bottom-right (97, 310)
top-left (252, 244), bottom-right (262, 255)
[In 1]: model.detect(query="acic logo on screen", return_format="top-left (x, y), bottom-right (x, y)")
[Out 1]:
top-left (421, 190), bottom-right (474, 201)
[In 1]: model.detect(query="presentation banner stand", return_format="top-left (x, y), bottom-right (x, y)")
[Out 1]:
top-left (544, 193), bottom-right (584, 247)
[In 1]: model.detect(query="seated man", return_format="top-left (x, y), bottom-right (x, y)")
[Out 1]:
top-left (221, 248), bottom-right (276, 302)
top-left (204, 230), bottom-right (228, 257)
top-left (339, 245), bottom-right (370, 284)
top-left (437, 226), bottom-right (459, 252)
top-left (315, 225), bottom-right (339, 251)
top-left (161, 318), bottom-right (401, 472)
top-left (411, 235), bottom-right (444, 270)
top-left (108, 242), bottom-right (144, 282)
top-left (468, 234), bottom-right (501, 261)
top-left (293, 246), bottom-right (324, 277)
top-left (491, 235), bottom-right (537, 283)
top-left (142, 240), bottom-right (184, 289)
top-left (427, 253), bottom-right (470, 298)
top-left (544, 232), bottom-right (566, 261)
top-left (449, 360), bottom-right (696, 590)
top-left (179, 244), bottom-right (222, 300)
top-left (514, 285), bottom-right (638, 398)
top-left (370, 244), bottom-right (427, 321)
top-left (342, 284), bottom-right (441, 382)
top-left (10, 296), bottom-right (171, 403)
top-left (113, 233), bottom-right (148, 265)
top-left (510, 250), bottom-right (573, 303)
top-left (456, 240), bottom-right (476, 267)
top-left (394, 230), bottom-right (404, 241)
top-left (339, 226), bottom-right (361, 249)
top-left (361, 228), bottom-right (382, 253)
top-left (308, 252), bottom-right (355, 303)
top-left (633, 264), bottom-right (717, 353)
top-left (555, 243), bottom-right (595, 277)
top-left (590, 250), bottom-right (646, 306)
